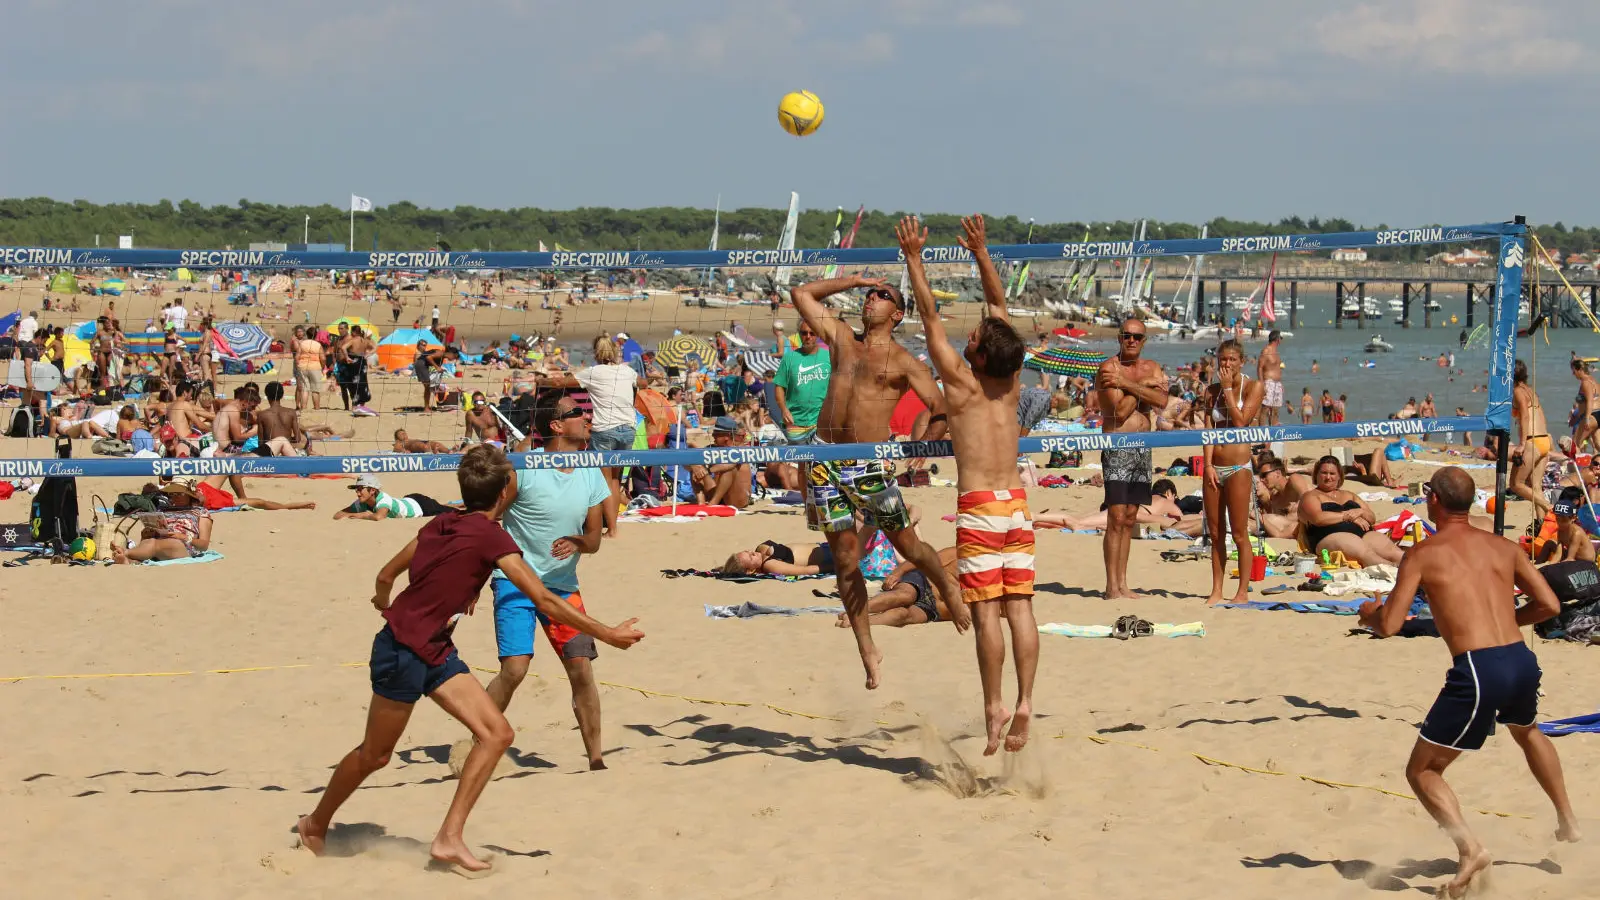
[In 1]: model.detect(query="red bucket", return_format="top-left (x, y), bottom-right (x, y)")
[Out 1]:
top-left (1249, 555), bottom-right (1267, 582)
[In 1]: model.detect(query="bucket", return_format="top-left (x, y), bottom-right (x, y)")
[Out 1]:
top-left (1249, 555), bottom-right (1267, 581)
top-left (1294, 557), bottom-right (1318, 577)
top-left (1190, 455), bottom-right (1204, 478)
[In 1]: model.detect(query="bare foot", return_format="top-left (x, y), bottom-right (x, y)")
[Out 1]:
top-left (589, 759), bottom-right (607, 771)
top-left (1112, 589), bottom-right (1144, 601)
top-left (1004, 702), bottom-right (1031, 752)
top-left (835, 613), bottom-right (851, 629)
top-left (111, 545), bottom-right (129, 565)
top-left (1205, 590), bottom-right (1226, 606)
top-left (860, 646), bottom-right (883, 691)
top-left (984, 702), bottom-right (1012, 756)
top-left (1229, 588), bottom-right (1250, 606)
top-left (295, 816), bottom-right (326, 856)
top-left (430, 834), bottom-right (493, 876)
top-left (1557, 819), bottom-right (1582, 842)
top-left (1447, 845), bottom-right (1491, 898)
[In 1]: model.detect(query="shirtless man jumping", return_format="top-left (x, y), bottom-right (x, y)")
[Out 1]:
top-left (791, 264), bottom-right (965, 690)
top-left (1257, 329), bottom-right (1284, 425)
top-left (899, 214), bottom-right (1035, 753)
top-left (1359, 466), bottom-right (1579, 897)
top-left (1095, 318), bottom-right (1168, 599)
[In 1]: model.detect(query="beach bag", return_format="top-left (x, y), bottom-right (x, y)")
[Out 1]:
top-left (30, 476), bottom-right (78, 551)
top-left (858, 532), bottom-right (900, 579)
top-left (1541, 560), bottom-right (1600, 610)
top-left (1046, 450), bottom-right (1082, 469)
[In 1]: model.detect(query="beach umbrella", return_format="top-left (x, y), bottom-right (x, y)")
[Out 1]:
top-left (175, 267), bottom-right (195, 282)
top-left (73, 320), bottom-right (97, 340)
top-left (329, 315), bottom-right (377, 337)
top-left (1023, 347), bottom-right (1107, 378)
top-left (62, 336), bottom-right (91, 372)
top-left (1052, 326), bottom-right (1088, 338)
top-left (655, 335), bottom-right (716, 369)
top-left (218, 322), bottom-right (271, 359)
top-left (741, 350), bottom-right (779, 377)
top-left (99, 278), bottom-right (126, 296)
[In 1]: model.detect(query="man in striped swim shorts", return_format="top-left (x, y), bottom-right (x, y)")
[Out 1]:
top-left (898, 214), bottom-right (1038, 756)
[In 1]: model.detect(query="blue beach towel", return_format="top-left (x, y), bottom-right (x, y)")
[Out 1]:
top-left (142, 550), bottom-right (225, 566)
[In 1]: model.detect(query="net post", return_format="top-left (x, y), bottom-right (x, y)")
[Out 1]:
top-left (1488, 216), bottom-right (1527, 535)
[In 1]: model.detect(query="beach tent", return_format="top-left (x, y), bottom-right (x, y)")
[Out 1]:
top-left (330, 315), bottom-right (377, 337)
top-left (377, 327), bottom-right (440, 371)
top-left (99, 278), bottom-right (126, 296)
top-left (175, 267), bottom-right (195, 283)
top-left (48, 272), bottom-right (78, 294)
top-left (0, 312), bottom-right (18, 335)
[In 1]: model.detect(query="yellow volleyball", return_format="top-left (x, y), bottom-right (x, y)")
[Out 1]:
top-left (777, 91), bottom-right (825, 137)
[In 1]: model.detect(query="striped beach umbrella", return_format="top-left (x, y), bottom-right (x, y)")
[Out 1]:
top-left (218, 322), bottom-right (271, 359)
top-left (329, 315), bottom-right (377, 337)
top-left (741, 350), bottom-right (779, 376)
top-left (655, 335), bottom-right (717, 369)
top-left (1023, 347), bottom-right (1107, 378)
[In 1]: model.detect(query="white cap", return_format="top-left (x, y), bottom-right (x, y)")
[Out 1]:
top-left (350, 473), bottom-right (383, 491)
top-left (615, 331), bottom-right (630, 340)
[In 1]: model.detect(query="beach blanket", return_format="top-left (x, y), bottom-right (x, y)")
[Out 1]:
top-left (1217, 599), bottom-right (1367, 614)
top-left (661, 568), bottom-right (829, 583)
top-left (705, 602), bottom-right (843, 619)
top-left (143, 550), bottom-right (225, 566)
top-left (633, 504), bottom-right (738, 518)
top-left (1037, 622), bottom-right (1205, 638)
top-left (1539, 712), bottom-right (1600, 737)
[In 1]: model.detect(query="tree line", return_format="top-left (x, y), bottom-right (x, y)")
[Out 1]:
top-left (0, 197), bottom-right (1586, 262)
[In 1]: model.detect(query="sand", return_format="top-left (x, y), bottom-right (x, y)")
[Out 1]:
top-left (3, 275), bottom-right (1599, 898)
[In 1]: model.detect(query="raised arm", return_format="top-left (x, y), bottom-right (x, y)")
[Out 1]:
top-left (957, 214), bottom-right (1007, 323)
top-left (790, 275), bottom-right (871, 346)
top-left (905, 359), bottom-right (949, 443)
top-left (895, 216), bottom-right (966, 381)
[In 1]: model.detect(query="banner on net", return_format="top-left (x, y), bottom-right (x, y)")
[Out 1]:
top-left (0, 223), bottom-right (1515, 271)
top-left (0, 417), bottom-right (1485, 479)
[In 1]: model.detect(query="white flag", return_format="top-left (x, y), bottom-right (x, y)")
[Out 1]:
top-left (539, 240), bottom-right (548, 252)
top-left (350, 194), bottom-right (373, 213)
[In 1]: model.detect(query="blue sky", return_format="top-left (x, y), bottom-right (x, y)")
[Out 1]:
top-left (2, 0), bottom-right (1595, 226)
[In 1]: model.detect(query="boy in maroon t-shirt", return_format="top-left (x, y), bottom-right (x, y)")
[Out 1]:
top-left (295, 446), bottom-right (644, 877)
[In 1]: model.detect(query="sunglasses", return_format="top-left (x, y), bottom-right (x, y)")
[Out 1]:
top-left (554, 407), bottom-right (587, 421)
top-left (866, 288), bottom-right (902, 308)
top-left (1118, 332), bottom-right (1146, 341)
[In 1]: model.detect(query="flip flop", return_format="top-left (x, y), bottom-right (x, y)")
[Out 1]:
top-left (1130, 618), bottom-right (1155, 638)
top-left (1260, 584), bottom-right (1296, 596)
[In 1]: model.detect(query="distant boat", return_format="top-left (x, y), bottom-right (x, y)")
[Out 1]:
top-left (1364, 334), bottom-right (1394, 353)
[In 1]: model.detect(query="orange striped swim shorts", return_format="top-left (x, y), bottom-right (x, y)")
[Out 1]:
top-left (955, 488), bottom-right (1036, 604)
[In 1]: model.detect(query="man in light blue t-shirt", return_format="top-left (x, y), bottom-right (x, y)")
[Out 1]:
top-left (485, 392), bottom-right (623, 770)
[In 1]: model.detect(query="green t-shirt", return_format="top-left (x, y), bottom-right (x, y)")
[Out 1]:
top-left (772, 347), bottom-right (831, 429)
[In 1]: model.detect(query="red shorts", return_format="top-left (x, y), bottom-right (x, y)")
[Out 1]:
top-left (196, 482), bottom-right (236, 511)
top-left (955, 488), bottom-right (1036, 603)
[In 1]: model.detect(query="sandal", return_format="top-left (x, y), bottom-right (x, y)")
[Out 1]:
top-left (1130, 618), bottom-right (1155, 638)
top-left (1111, 614), bottom-right (1140, 640)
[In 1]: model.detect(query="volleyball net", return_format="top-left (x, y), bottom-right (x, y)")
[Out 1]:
top-left (0, 219), bottom-right (1526, 498)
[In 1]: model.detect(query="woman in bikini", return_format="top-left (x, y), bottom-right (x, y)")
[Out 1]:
top-left (1511, 359), bottom-right (1553, 521)
top-left (1297, 456), bottom-right (1404, 566)
top-left (1202, 340), bottom-right (1265, 605)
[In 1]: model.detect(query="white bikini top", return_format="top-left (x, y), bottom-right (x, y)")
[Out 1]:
top-left (1212, 373), bottom-right (1249, 424)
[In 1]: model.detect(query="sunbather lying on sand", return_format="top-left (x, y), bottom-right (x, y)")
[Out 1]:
top-left (1032, 479), bottom-right (1202, 536)
top-left (836, 546), bottom-right (957, 628)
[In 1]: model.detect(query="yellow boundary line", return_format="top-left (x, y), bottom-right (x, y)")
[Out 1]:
top-left (0, 661), bottom-right (1530, 818)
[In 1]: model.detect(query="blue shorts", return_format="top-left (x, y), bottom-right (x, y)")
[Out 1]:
top-left (588, 424), bottom-right (636, 453)
top-left (492, 579), bottom-right (598, 661)
top-left (1419, 642), bottom-right (1541, 751)
top-left (368, 625), bottom-right (469, 704)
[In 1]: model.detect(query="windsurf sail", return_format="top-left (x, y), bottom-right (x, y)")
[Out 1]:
top-left (773, 192), bottom-right (800, 288)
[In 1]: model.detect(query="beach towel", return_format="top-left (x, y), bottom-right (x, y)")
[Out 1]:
top-left (142, 550), bottom-right (225, 566)
top-left (634, 504), bottom-right (738, 518)
top-left (705, 602), bottom-right (843, 619)
top-left (1037, 622), bottom-right (1205, 638)
top-left (1539, 712), bottom-right (1600, 737)
top-left (1322, 564), bottom-right (1399, 597)
top-left (1372, 510), bottom-right (1434, 545)
top-left (1217, 599), bottom-right (1368, 614)
top-left (661, 568), bottom-right (829, 583)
